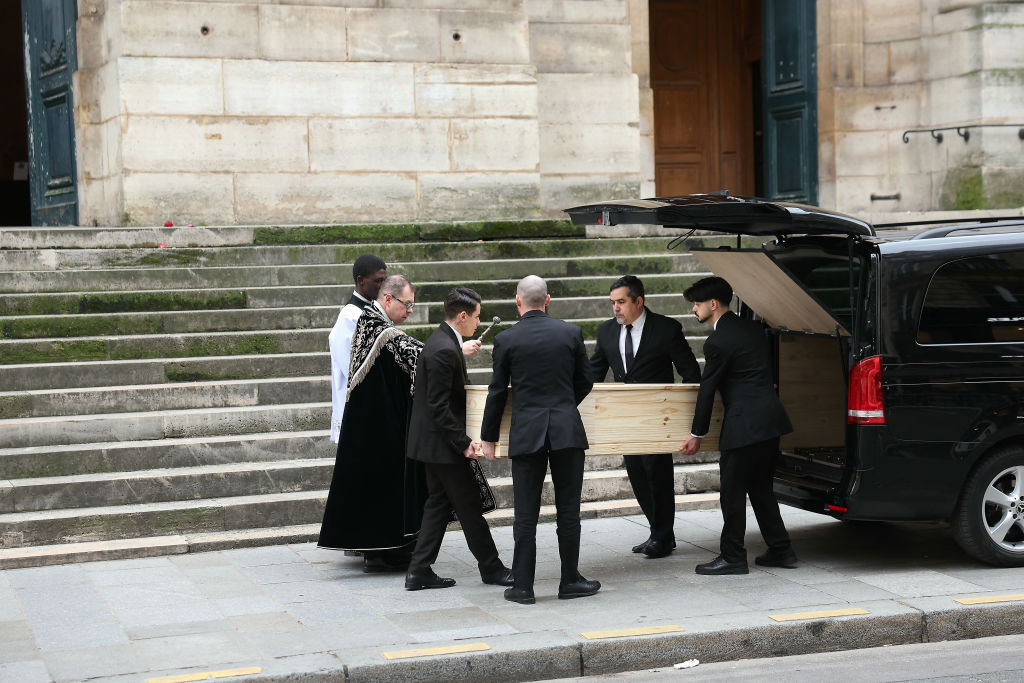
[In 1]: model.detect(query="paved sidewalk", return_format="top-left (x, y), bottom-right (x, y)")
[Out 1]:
top-left (3, 506), bottom-right (1024, 682)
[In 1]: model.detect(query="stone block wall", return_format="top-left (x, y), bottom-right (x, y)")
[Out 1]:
top-left (71, 0), bottom-right (643, 226)
top-left (818, 0), bottom-right (1024, 214)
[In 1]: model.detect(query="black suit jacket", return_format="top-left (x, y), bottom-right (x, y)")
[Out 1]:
top-left (691, 311), bottom-right (793, 451)
top-left (406, 323), bottom-right (472, 465)
top-left (348, 294), bottom-right (370, 310)
top-left (589, 308), bottom-right (701, 384)
top-left (481, 310), bottom-right (593, 457)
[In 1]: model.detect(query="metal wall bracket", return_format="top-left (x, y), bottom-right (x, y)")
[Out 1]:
top-left (902, 123), bottom-right (1024, 143)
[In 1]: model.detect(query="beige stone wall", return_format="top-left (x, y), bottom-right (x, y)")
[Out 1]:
top-left (73, 0), bottom-right (644, 226)
top-left (818, 0), bottom-right (1024, 214)
top-left (75, 0), bottom-right (126, 226)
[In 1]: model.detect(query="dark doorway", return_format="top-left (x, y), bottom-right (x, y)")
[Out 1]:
top-left (1, 1), bottom-right (31, 226)
top-left (649, 0), bottom-right (762, 197)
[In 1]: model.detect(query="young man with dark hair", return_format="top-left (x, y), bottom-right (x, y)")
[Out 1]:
top-left (681, 276), bottom-right (798, 575)
top-left (589, 274), bottom-right (700, 558)
top-left (404, 286), bottom-right (512, 590)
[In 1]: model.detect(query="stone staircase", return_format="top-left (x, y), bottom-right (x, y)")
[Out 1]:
top-left (0, 221), bottom-right (732, 569)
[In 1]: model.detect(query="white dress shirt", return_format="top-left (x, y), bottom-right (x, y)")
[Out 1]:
top-left (619, 308), bottom-right (647, 371)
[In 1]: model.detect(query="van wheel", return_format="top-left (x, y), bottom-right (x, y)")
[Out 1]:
top-left (953, 446), bottom-right (1024, 567)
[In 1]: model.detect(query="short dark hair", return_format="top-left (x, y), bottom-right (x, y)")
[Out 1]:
top-left (352, 254), bottom-right (386, 284)
top-left (610, 275), bottom-right (644, 301)
top-left (683, 276), bottom-right (733, 307)
top-left (444, 286), bottom-right (481, 319)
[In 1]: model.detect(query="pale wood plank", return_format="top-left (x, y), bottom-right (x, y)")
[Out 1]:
top-left (465, 383), bottom-right (723, 458)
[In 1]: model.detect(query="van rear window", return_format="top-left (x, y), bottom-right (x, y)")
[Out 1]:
top-left (918, 252), bottom-right (1024, 344)
top-left (767, 242), bottom-right (862, 332)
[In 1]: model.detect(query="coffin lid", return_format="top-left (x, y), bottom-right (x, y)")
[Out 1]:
top-left (564, 194), bottom-right (874, 237)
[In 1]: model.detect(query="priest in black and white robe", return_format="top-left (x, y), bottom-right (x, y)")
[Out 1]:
top-left (318, 275), bottom-right (426, 570)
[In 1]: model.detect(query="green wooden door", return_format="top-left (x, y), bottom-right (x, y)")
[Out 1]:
top-left (21, 0), bottom-right (79, 226)
top-left (762, 0), bottom-right (817, 205)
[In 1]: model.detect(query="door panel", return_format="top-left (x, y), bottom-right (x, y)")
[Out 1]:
top-left (762, 0), bottom-right (817, 204)
top-left (22, 0), bottom-right (79, 226)
top-left (650, 0), bottom-right (759, 198)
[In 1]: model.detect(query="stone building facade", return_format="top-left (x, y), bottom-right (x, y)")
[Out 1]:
top-left (12, 0), bottom-right (1024, 226)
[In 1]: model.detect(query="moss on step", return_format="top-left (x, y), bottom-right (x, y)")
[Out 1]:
top-left (2, 291), bottom-right (248, 316)
top-left (0, 394), bottom-right (33, 419)
top-left (1, 315), bottom-right (166, 340)
top-left (253, 219), bottom-right (580, 245)
top-left (0, 339), bottom-right (111, 364)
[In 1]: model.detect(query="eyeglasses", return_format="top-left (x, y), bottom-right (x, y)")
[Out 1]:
top-left (392, 295), bottom-right (414, 311)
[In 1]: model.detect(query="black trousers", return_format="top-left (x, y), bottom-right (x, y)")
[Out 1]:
top-left (408, 461), bottom-right (502, 575)
top-left (624, 452), bottom-right (675, 544)
top-left (509, 446), bottom-right (585, 591)
top-left (718, 437), bottom-right (792, 562)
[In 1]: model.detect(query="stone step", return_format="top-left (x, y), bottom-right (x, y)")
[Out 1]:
top-left (0, 353), bottom-right (329, 391)
top-left (0, 292), bottom-right (701, 340)
top-left (0, 219), bottom-right (584, 250)
top-left (3, 458), bottom-right (335, 512)
top-left (0, 318), bottom-right (707, 365)
top-left (0, 376), bottom-right (331, 419)
top-left (0, 225), bottom-right (258, 250)
top-left (0, 402), bottom-right (330, 449)
top-left (0, 423), bottom-right (713, 479)
top-left (0, 235), bottom-right (735, 271)
top-left (1, 459), bottom-right (718, 517)
top-left (0, 430), bottom-right (332, 479)
top-left (0, 492), bottom-right (722, 570)
top-left (0, 253), bottom-right (703, 294)
top-left (0, 463), bottom-right (719, 549)
top-left (0, 274), bottom-right (706, 316)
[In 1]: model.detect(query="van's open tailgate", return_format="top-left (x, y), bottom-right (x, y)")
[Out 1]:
top-left (691, 249), bottom-right (850, 337)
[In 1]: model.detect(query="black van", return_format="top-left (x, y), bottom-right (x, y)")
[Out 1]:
top-left (566, 195), bottom-right (1024, 567)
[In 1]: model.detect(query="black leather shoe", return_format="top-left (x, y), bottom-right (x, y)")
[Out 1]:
top-left (404, 569), bottom-right (456, 591)
top-left (643, 539), bottom-right (674, 559)
top-left (755, 550), bottom-right (799, 568)
top-left (695, 555), bottom-right (749, 575)
top-left (631, 538), bottom-right (652, 553)
top-left (480, 566), bottom-right (514, 586)
top-left (364, 555), bottom-right (409, 573)
top-left (558, 576), bottom-right (601, 599)
top-left (504, 587), bottom-right (536, 604)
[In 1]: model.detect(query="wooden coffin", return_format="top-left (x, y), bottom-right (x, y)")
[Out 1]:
top-left (465, 383), bottom-right (723, 458)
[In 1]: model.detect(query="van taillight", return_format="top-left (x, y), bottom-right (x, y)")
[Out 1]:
top-left (847, 355), bottom-right (885, 425)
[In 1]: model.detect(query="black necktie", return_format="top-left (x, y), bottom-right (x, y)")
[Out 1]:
top-left (624, 324), bottom-right (634, 373)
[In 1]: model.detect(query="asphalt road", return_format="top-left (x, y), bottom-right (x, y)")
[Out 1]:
top-left (543, 634), bottom-right (1024, 682)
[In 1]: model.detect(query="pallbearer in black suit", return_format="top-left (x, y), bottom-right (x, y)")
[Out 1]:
top-left (404, 287), bottom-right (513, 591)
top-left (481, 275), bottom-right (598, 605)
top-left (589, 275), bottom-right (701, 559)
top-left (680, 277), bottom-right (798, 575)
